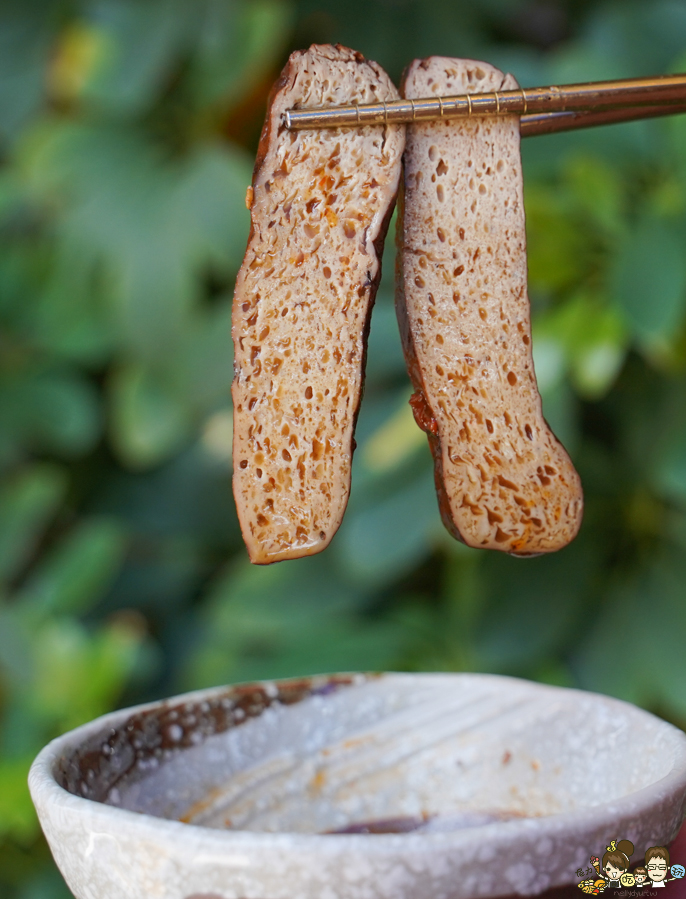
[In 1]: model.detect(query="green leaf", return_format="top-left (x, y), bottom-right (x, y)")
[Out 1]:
top-left (0, 465), bottom-right (67, 584)
top-left (191, 0), bottom-right (294, 109)
top-left (611, 213), bottom-right (686, 347)
top-left (0, 755), bottom-right (39, 843)
top-left (30, 616), bottom-right (144, 732)
top-left (20, 118), bottom-right (159, 213)
top-left (658, 442), bottom-right (686, 503)
top-left (32, 241), bottom-right (114, 364)
top-left (581, 0), bottom-right (686, 78)
top-left (0, 2), bottom-right (54, 146)
top-left (530, 334), bottom-right (565, 395)
top-left (20, 123), bottom-right (251, 360)
top-left (183, 554), bottom-right (402, 688)
top-left (180, 303), bottom-right (234, 413)
top-left (525, 184), bottom-right (590, 294)
top-left (110, 236), bottom-right (197, 358)
top-left (562, 154), bottom-right (625, 237)
top-left (170, 143), bottom-right (252, 277)
top-left (476, 537), bottom-right (596, 673)
top-left (535, 293), bottom-right (629, 399)
top-left (538, 380), bottom-right (579, 456)
top-left (574, 549), bottom-right (686, 717)
top-left (21, 121), bottom-right (190, 357)
top-left (360, 392), bottom-right (425, 473)
top-left (0, 368), bottom-right (101, 456)
top-left (0, 605), bottom-right (34, 688)
top-left (18, 518), bottom-right (127, 619)
top-left (652, 385), bottom-right (686, 505)
top-left (77, 0), bottom-right (195, 115)
top-left (335, 468), bottom-right (440, 584)
top-left (364, 297), bottom-right (407, 382)
top-left (109, 362), bottom-right (193, 467)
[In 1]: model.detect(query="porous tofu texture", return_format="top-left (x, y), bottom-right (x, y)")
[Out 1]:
top-left (397, 57), bottom-right (583, 554)
top-left (232, 45), bottom-right (405, 563)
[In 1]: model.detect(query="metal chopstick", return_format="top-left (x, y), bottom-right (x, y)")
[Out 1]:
top-left (284, 73), bottom-right (686, 136)
top-left (520, 101), bottom-right (686, 137)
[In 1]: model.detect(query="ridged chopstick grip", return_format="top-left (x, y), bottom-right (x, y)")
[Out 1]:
top-left (284, 73), bottom-right (686, 130)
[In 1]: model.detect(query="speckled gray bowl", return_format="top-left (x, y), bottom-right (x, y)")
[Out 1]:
top-left (29, 673), bottom-right (686, 899)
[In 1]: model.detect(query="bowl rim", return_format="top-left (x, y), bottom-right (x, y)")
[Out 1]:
top-left (29, 671), bottom-right (686, 855)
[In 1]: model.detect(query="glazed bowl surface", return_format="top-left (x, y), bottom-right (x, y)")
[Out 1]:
top-left (29, 672), bottom-right (686, 899)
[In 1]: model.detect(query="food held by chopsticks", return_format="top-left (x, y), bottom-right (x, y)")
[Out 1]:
top-left (231, 44), bottom-right (404, 564)
top-left (230, 50), bottom-right (686, 560)
top-left (396, 57), bottom-right (583, 554)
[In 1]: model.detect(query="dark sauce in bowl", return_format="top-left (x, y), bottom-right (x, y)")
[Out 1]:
top-left (327, 810), bottom-right (526, 834)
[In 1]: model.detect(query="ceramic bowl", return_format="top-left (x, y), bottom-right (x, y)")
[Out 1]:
top-left (29, 672), bottom-right (686, 899)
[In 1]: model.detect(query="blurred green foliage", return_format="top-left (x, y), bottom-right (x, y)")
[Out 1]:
top-left (2, 0), bottom-right (686, 895)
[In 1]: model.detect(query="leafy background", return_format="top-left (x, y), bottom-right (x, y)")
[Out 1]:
top-left (2, 0), bottom-right (686, 894)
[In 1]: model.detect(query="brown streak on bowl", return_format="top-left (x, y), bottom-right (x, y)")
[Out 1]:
top-left (55, 674), bottom-right (360, 804)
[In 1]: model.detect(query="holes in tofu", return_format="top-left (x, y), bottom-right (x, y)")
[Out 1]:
top-left (537, 466), bottom-right (551, 486)
top-left (437, 227), bottom-right (446, 242)
top-left (436, 184), bottom-right (445, 202)
top-left (305, 386), bottom-right (313, 399)
top-left (436, 159), bottom-right (448, 177)
top-left (428, 145), bottom-right (438, 161)
top-left (507, 371), bottom-right (517, 386)
top-left (487, 508), bottom-right (504, 525)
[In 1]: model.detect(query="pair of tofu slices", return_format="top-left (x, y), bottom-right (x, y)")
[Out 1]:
top-left (232, 44), bottom-right (583, 565)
